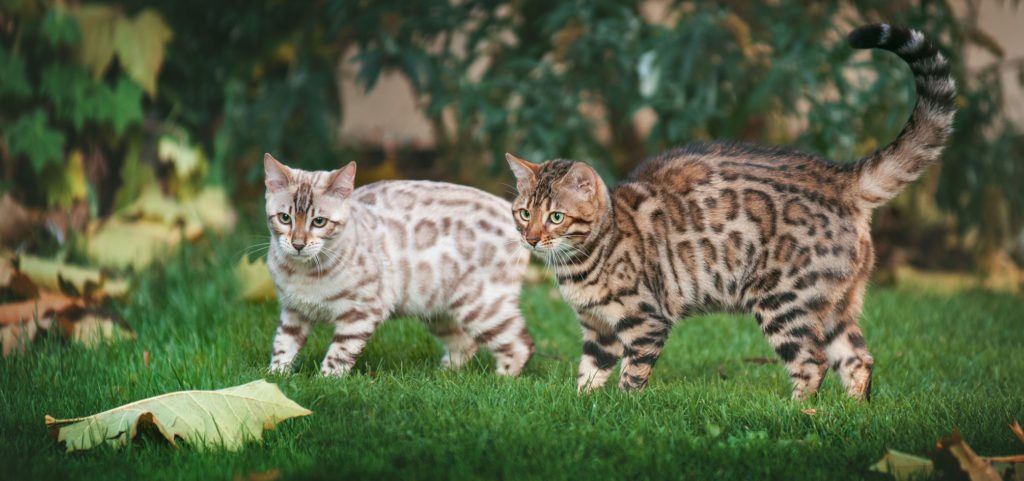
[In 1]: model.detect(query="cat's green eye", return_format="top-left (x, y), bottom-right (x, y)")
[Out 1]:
top-left (518, 209), bottom-right (531, 221)
top-left (549, 212), bottom-right (565, 224)
top-left (312, 217), bottom-right (327, 227)
top-left (279, 213), bottom-right (292, 224)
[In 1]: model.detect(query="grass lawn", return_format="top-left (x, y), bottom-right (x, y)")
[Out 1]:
top-left (2, 236), bottom-right (1022, 480)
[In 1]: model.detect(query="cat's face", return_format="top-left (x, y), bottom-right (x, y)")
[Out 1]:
top-left (505, 153), bottom-right (609, 259)
top-left (264, 154), bottom-right (356, 262)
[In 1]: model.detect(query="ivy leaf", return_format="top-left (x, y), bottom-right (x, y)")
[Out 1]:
top-left (5, 109), bottom-right (65, 173)
top-left (0, 45), bottom-right (33, 99)
top-left (45, 379), bottom-right (312, 452)
top-left (41, 8), bottom-right (81, 47)
top-left (108, 77), bottom-right (144, 135)
top-left (113, 9), bottom-right (172, 98)
top-left (70, 5), bottom-right (119, 78)
top-left (39, 63), bottom-right (92, 131)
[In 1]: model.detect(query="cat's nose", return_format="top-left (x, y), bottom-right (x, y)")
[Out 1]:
top-left (525, 236), bottom-right (540, 247)
top-left (291, 240), bottom-right (306, 252)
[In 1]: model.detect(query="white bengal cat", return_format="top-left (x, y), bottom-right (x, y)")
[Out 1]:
top-left (263, 154), bottom-right (534, 376)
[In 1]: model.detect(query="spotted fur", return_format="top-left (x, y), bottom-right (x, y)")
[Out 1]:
top-left (264, 155), bottom-right (533, 377)
top-left (506, 24), bottom-right (955, 400)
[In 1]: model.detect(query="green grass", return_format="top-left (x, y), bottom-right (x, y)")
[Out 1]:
top-left (2, 237), bottom-right (1023, 480)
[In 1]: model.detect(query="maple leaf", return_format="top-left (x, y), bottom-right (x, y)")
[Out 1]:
top-left (113, 9), bottom-right (172, 98)
top-left (4, 109), bottom-right (65, 173)
top-left (46, 380), bottom-right (312, 452)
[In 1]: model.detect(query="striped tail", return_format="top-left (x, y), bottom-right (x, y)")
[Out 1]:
top-left (847, 24), bottom-right (957, 210)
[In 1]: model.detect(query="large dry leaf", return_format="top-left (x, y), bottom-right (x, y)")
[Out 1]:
top-left (85, 217), bottom-right (182, 270)
top-left (235, 256), bottom-right (276, 302)
top-left (46, 380), bottom-right (312, 452)
top-left (938, 431), bottom-right (1002, 481)
top-left (18, 254), bottom-right (128, 299)
top-left (870, 449), bottom-right (934, 480)
top-left (112, 9), bottom-right (171, 97)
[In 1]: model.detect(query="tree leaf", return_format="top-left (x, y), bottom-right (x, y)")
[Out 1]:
top-left (937, 431), bottom-right (1003, 481)
top-left (46, 380), bottom-right (312, 452)
top-left (108, 76), bottom-right (144, 135)
top-left (869, 449), bottom-right (934, 480)
top-left (4, 109), bottom-right (65, 173)
top-left (113, 9), bottom-right (172, 98)
top-left (39, 63), bottom-right (93, 131)
top-left (18, 254), bottom-right (129, 300)
top-left (40, 8), bottom-right (81, 47)
top-left (0, 45), bottom-right (33, 99)
top-left (235, 256), bottom-right (276, 302)
top-left (69, 4), bottom-right (119, 78)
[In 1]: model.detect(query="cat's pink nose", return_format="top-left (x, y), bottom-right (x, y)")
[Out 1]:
top-left (525, 236), bottom-right (540, 247)
top-left (292, 240), bottom-right (306, 251)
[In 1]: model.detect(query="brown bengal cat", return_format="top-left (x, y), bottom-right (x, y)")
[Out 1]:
top-left (505, 24), bottom-right (956, 400)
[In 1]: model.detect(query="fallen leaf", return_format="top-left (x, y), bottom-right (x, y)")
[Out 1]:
top-left (0, 194), bottom-right (36, 246)
top-left (18, 254), bottom-right (128, 299)
top-left (0, 291), bottom-right (82, 326)
top-left (46, 379), bottom-right (312, 452)
top-left (235, 256), bottom-right (276, 302)
top-left (801, 409), bottom-right (819, 416)
top-left (870, 449), bottom-right (934, 480)
top-left (86, 217), bottom-right (182, 270)
top-left (1, 319), bottom-right (41, 357)
top-left (743, 357), bottom-right (777, 365)
top-left (234, 469), bottom-right (281, 481)
top-left (1011, 420), bottom-right (1024, 444)
top-left (937, 430), bottom-right (1002, 481)
top-left (56, 306), bottom-right (136, 347)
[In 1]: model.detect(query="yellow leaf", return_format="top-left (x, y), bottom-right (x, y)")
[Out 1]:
top-left (70, 5), bottom-right (119, 78)
top-left (46, 380), bottom-right (312, 452)
top-left (938, 431), bottom-right (1002, 481)
top-left (870, 449), bottom-right (934, 480)
top-left (235, 256), bottom-right (276, 302)
top-left (113, 9), bottom-right (172, 97)
top-left (61, 310), bottom-right (136, 347)
top-left (18, 254), bottom-right (129, 299)
top-left (86, 218), bottom-right (182, 270)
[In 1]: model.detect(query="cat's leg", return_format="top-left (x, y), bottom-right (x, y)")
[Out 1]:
top-left (320, 304), bottom-right (387, 377)
top-left (269, 308), bottom-right (312, 374)
top-left (614, 311), bottom-right (673, 392)
top-left (454, 294), bottom-right (534, 376)
top-left (425, 314), bottom-right (478, 369)
top-left (752, 294), bottom-right (829, 401)
top-left (825, 282), bottom-right (874, 401)
top-left (577, 312), bottom-right (622, 393)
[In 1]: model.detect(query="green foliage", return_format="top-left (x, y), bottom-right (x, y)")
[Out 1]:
top-left (5, 108), bottom-right (65, 173)
top-left (0, 45), bottom-right (33, 99)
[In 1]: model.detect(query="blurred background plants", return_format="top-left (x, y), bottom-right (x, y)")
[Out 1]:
top-left (1, 0), bottom-right (1022, 285)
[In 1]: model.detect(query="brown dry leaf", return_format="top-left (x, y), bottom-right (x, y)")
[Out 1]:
top-left (0, 256), bottom-right (39, 298)
top-left (235, 256), bottom-right (276, 302)
top-left (56, 306), bottom-right (136, 347)
top-left (0, 194), bottom-right (36, 246)
top-left (937, 430), bottom-right (1002, 481)
top-left (744, 357), bottom-right (777, 365)
top-left (1011, 420), bottom-right (1024, 444)
top-left (801, 409), bottom-right (819, 416)
top-left (0, 292), bottom-right (83, 326)
top-left (18, 254), bottom-right (128, 299)
top-left (870, 449), bottom-right (934, 480)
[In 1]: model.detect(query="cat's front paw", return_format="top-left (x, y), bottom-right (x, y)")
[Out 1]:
top-left (268, 361), bottom-right (292, 375)
top-left (320, 365), bottom-right (351, 377)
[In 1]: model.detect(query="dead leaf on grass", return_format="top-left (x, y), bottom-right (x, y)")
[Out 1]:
top-left (46, 379), bottom-right (312, 452)
top-left (235, 256), bottom-right (276, 302)
top-left (937, 430), bottom-right (1002, 481)
top-left (743, 357), bottom-right (777, 365)
top-left (870, 449), bottom-right (934, 480)
top-left (1011, 420), bottom-right (1024, 444)
top-left (18, 254), bottom-right (128, 299)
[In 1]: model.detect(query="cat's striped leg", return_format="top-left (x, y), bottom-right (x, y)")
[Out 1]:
top-left (753, 293), bottom-right (829, 401)
top-left (269, 308), bottom-right (312, 374)
top-left (615, 312), bottom-right (672, 392)
top-left (425, 314), bottom-right (478, 369)
top-left (825, 283), bottom-right (874, 401)
top-left (453, 293), bottom-right (534, 376)
top-left (577, 312), bottom-right (622, 393)
top-left (320, 304), bottom-right (387, 377)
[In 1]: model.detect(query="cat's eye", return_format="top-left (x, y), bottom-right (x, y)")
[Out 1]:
top-left (518, 209), bottom-right (531, 221)
top-left (549, 212), bottom-right (565, 224)
top-left (279, 213), bottom-right (292, 224)
top-left (312, 217), bottom-right (327, 227)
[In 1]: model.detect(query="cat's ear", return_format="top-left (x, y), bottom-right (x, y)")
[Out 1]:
top-left (325, 161), bottom-right (357, 198)
top-left (506, 153), bottom-right (540, 193)
top-left (264, 153), bottom-right (292, 193)
top-left (556, 162), bottom-right (601, 200)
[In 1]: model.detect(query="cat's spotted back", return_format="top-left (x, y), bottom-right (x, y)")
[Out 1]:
top-left (264, 157), bottom-right (533, 376)
top-left (506, 24), bottom-right (956, 400)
